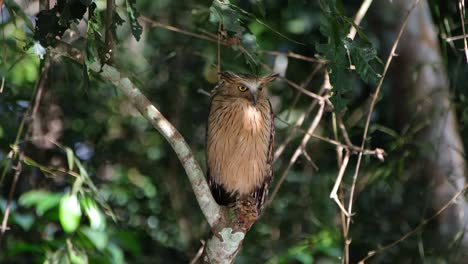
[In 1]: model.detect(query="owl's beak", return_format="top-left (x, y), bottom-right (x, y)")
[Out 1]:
top-left (251, 91), bottom-right (258, 105)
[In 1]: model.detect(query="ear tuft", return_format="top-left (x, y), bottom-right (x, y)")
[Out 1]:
top-left (261, 72), bottom-right (279, 84)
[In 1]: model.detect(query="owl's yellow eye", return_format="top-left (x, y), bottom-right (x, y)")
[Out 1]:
top-left (238, 85), bottom-right (248, 92)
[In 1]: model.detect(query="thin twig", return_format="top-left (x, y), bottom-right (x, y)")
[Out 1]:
top-left (274, 102), bottom-right (318, 162)
top-left (104, 0), bottom-right (114, 63)
top-left (358, 183), bottom-right (468, 263)
top-left (285, 64), bottom-right (323, 120)
top-left (190, 240), bottom-right (206, 264)
top-left (329, 150), bottom-right (350, 217)
top-left (0, 46), bottom-right (53, 234)
top-left (260, 50), bottom-right (324, 63)
top-left (274, 68), bottom-right (325, 162)
top-left (0, 56), bottom-right (50, 186)
top-left (347, 0), bottom-right (374, 40)
top-left (259, 61), bottom-right (327, 102)
top-left (445, 33), bottom-right (468, 42)
top-left (280, 77), bottom-right (325, 101)
top-left (0, 77), bottom-right (4, 93)
top-left (217, 23), bottom-right (222, 77)
top-left (197, 88), bottom-right (211, 97)
top-left (337, 114), bottom-right (353, 147)
top-left (458, 0), bottom-right (468, 62)
top-left (274, 116), bottom-right (383, 157)
top-left (31, 59), bottom-right (50, 119)
top-left (1, 154), bottom-right (23, 234)
top-left (140, 16), bottom-right (325, 65)
top-left (302, 150), bottom-right (319, 171)
top-left (346, 0), bottom-right (421, 254)
top-left (140, 16), bottom-right (221, 43)
top-left (268, 99), bottom-right (326, 205)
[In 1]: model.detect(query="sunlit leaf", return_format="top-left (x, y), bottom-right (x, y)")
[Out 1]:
top-left (82, 197), bottom-right (106, 230)
top-left (19, 190), bottom-right (62, 216)
top-left (75, 158), bottom-right (89, 179)
top-left (67, 242), bottom-right (88, 264)
top-left (59, 194), bottom-right (82, 233)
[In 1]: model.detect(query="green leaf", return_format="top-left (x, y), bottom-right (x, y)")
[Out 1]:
top-left (75, 158), bottom-right (89, 179)
top-left (59, 194), bottom-right (82, 233)
top-left (23, 156), bottom-right (55, 174)
top-left (240, 33), bottom-right (259, 70)
top-left (19, 190), bottom-right (62, 216)
top-left (82, 197), bottom-right (106, 230)
top-left (344, 38), bottom-right (381, 84)
top-left (241, 33), bottom-right (258, 53)
top-left (316, 0), bottom-right (380, 111)
top-left (107, 243), bottom-right (125, 264)
top-left (125, 0), bottom-right (143, 41)
top-left (67, 244), bottom-right (88, 264)
top-left (86, 3), bottom-right (105, 65)
top-left (13, 213), bottom-right (35, 231)
top-left (111, 11), bottom-right (125, 40)
top-left (65, 147), bottom-right (75, 171)
top-left (209, 0), bottom-right (245, 35)
top-left (81, 227), bottom-right (108, 251)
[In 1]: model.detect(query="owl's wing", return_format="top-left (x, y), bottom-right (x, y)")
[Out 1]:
top-left (206, 90), bottom-right (236, 207)
top-left (254, 100), bottom-right (275, 213)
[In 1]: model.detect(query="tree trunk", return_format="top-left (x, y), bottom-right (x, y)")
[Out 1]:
top-left (383, 0), bottom-right (468, 257)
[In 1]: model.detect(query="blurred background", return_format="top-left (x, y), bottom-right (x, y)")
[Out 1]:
top-left (1, 0), bottom-right (468, 263)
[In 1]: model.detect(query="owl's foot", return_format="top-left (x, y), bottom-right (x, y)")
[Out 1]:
top-left (232, 197), bottom-right (259, 231)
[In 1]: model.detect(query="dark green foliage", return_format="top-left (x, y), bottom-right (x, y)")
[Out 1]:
top-left (34, 0), bottom-right (91, 46)
top-left (112, 11), bottom-right (126, 40)
top-left (209, 0), bottom-right (260, 71)
top-left (1, 0), bottom-right (468, 263)
top-left (209, 0), bottom-right (246, 35)
top-left (316, 0), bottom-right (380, 111)
top-left (125, 0), bottom-right (143, 41)
top-left (343, 38), bottom-right (380, 85)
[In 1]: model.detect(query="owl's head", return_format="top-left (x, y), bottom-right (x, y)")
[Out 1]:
top-left (216, 71), bottom-right (278, 105)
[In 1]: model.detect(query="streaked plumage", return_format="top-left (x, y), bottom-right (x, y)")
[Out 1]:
top-left (206, 71), bottom-right (277, 215)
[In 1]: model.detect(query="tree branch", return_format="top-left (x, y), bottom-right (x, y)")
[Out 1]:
top-left (87, 62), bottom-right (222, 228)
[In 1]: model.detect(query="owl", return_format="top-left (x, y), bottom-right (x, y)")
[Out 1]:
top-left (206, 71), bottom-right (278, 217)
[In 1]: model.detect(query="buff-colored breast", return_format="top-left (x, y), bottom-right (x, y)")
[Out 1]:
top-left (207, 97), bottom-right (272, 195)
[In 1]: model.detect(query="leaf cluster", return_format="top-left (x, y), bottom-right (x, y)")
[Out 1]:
top-left (316, 0), bottom-right (381, 111)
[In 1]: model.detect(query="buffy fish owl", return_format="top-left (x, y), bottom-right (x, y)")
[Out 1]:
top-left (206, 71), bottom-right (277, 217)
